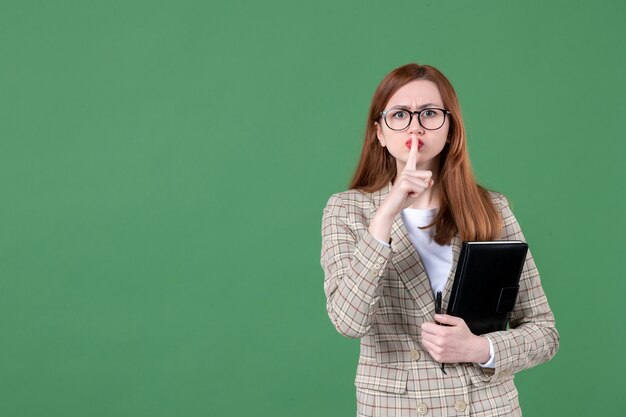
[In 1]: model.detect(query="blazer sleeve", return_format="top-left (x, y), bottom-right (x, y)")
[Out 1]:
top-left (320, 193), bottom-right (394, 338)
top-left (478, 194), bottom-right (560, 380)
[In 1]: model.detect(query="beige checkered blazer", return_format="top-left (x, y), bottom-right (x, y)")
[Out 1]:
top-left (320, 182), bottom-right (559, 417)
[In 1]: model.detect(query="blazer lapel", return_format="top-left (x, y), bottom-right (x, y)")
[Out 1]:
top-left (442, 235), bottom-right (462, 313)
top-left (390, 215), bottom-right (435, 317)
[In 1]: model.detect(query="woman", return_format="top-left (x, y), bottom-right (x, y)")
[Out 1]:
top-left (320, 64), bottom-right (559, 416)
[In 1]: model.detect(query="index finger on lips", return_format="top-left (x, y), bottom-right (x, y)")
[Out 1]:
top-left (403, 136), bottom-right (418, 172)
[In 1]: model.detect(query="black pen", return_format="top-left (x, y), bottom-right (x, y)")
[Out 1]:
top-left (435, 291), bottom-right (447, 374)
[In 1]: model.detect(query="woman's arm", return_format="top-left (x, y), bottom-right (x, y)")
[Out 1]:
top-left (476, 194), bottom-right (560, 380)
top-left (419, 193), bottom-right (559, 375)
top-left (320, 193), bottom-right (393, 338)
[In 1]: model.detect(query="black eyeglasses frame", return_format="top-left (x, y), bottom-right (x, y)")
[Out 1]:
top-left (379, 107), bottom-right (451, 131)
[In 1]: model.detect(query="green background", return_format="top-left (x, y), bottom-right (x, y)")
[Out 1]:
top-left (1, 0), bottom-right (624, 416)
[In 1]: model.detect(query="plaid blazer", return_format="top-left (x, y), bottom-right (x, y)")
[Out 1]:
top-left (321, 182), bottom-right (559, 417)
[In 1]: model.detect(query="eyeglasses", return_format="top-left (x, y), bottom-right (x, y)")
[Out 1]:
top-left (379, 107), bottom-right (450, 131)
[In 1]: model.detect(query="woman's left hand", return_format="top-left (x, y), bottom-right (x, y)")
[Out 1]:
top-left (420, 314), bottom-right (491, 364)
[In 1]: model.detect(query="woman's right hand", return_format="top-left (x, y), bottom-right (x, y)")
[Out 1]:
top-left (368, 136), bottom-right (434, 243)
top-left (380, 136), bottom-right (434, 217)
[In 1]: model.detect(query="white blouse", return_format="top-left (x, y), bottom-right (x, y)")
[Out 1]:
top-left (400, 207), bottom-right (452, 296)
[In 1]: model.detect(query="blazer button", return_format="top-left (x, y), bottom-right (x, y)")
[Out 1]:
top-left (454, 400), bottom-right (467, 412)
top-left (417, 403), bottom-right (428, 415)
top-left (409, 349), bottom-right (420, 360)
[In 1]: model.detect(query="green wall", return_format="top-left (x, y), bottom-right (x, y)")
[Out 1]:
top-left (1, 1), bottom-right (624, 416)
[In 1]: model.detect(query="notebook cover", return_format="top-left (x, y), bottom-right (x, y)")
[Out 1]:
top-left (446, 241), bottom-right (528, 335)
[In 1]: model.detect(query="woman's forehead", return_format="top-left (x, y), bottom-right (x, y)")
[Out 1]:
top-left (386, 80), bottom-right (443, 108)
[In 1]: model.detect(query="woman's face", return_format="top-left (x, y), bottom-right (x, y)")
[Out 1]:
top-left (375, 79), bottom-right (450, 172)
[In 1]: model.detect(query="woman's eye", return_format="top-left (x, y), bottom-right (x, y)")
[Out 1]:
top-left (393, 111), bottom-right (408, 119)
top-left (423, 110), bottom-right (436, 118)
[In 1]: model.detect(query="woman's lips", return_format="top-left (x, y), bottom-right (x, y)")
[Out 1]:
top-left (406, 139), bottom-right (424, 150)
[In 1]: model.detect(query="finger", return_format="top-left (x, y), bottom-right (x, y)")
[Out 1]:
top-left (419, 331), bottom-right (437, 348)
top-left (420, 338), bottom-right (437, 353)
top-left (398, 170), bottom-right (433, 181)
top-left (397, 176), bottom-right (433, 204)
top-left (421, 322), bottom-right (444, 336)
top-left (402, 178), bottom-right (432, 194)
top-left (422, 338), bottom-right (444, 354)
top-left (397, 173), bottom-right (433, 198)
top-left (403, 136), bottom-right (419, 172)
top-left (420, 339), bottom-right (447, 361)
top-left (434, 314), bottom-right (465, 326)
top-left (397, 174), bottom-right (432, 190)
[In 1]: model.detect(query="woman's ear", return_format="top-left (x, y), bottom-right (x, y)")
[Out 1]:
top-left (375, 122), bottom-right (386, 147)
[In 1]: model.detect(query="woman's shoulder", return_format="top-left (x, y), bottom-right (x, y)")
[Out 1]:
top-left (484, 188), bottom-right (522, 234)
top-left (325, 188), bottom-right (374, 208)
top-left (323, 188), bottom-right (377, 225)
top-left (485, 189), bottom-right (511, 212)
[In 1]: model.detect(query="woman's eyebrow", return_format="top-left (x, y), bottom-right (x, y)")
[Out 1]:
top-left (389, 102), bottom-right (440, 110)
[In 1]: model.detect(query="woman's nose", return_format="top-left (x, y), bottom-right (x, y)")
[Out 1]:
top-left (408, 115), bottom-right (424, 132)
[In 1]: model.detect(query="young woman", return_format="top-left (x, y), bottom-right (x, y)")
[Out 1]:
top-left (320, 64), bottom-right (559, 416)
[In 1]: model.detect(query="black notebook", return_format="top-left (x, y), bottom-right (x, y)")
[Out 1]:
top-left (446, 241), bottom-right (528, 335)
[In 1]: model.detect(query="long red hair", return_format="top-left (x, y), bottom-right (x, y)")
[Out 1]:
top-left (350, 64), bottom-right (502, 244)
